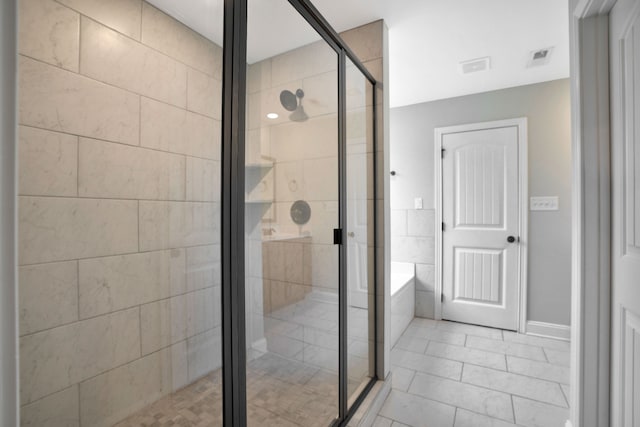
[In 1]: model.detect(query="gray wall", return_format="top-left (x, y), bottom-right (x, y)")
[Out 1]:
top-left (1, 0), bottom-right (18, 425)
top-left (390, 79), bottom-right (572, 326)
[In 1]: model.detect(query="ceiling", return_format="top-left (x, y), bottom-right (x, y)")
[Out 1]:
top-left (147, 0), bottom-right (569, 108)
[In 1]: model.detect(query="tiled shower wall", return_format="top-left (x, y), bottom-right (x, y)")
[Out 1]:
top-left (391, 209), bottom-right (436, 318)
top-left (17, 0), bottom-right (222, 425)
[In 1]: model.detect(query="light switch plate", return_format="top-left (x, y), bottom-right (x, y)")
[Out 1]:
top-left (414, 197), bottom-right (423, 209)
top-left (530, 196), bottom-right (559, 211)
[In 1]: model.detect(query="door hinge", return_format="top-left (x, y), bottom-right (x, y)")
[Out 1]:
top-left (441, 293), bottom-right (444, 303)
top-left (442, 222), bottom-right (445, 231)
top-left (441, 148), bottom-right (446, 158)
top-left (333, 228), bottom-right (343, 245)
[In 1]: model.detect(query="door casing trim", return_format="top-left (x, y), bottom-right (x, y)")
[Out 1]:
top-left (433, 117), bottom-right (529, 333)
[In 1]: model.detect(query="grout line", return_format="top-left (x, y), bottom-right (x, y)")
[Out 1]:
top-left (452, 407), bottom-right (458, 426)
top-left (510, 394), bottom-right (517, 424)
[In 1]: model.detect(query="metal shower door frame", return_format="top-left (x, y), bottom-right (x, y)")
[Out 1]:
top-left (220, 0), bottom-right (381, 425)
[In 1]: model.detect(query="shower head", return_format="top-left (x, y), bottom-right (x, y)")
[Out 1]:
top-left (279, 88), bottom-right (309, 122)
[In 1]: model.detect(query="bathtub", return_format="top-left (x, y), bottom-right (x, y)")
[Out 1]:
top-left (390, 262), bottom-right (416, 347)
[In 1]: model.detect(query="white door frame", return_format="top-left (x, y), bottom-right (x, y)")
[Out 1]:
top-left (434, 118), bottom-right (529, 333)
top-left (569, 0), bottom-right (616, 426)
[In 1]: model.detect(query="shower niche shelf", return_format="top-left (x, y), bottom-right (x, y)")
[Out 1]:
top-left (246, 157), bottom-right (274, 206)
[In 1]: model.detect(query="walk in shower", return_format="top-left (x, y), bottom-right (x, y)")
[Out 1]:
top-left (16, 0), bottom-right (378, 425)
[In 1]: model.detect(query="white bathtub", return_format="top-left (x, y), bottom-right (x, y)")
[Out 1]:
top-left (390, 262), bottom-right (415, 347)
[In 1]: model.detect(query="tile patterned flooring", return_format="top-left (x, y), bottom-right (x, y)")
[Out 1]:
top-left (376, 318), bottom-right (571, 427)
top-left (116, 293), bottom-right (370, 426)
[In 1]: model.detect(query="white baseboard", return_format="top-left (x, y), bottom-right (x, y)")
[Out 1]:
top-left (526, 321), bottom-right (571, 341)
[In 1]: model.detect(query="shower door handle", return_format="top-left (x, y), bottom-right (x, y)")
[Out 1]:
top-left (333, 228), bottom-right (343, 245)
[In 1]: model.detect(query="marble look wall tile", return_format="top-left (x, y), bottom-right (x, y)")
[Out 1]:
top-left (391, 236), bottom-right (435, 264)
top-left (247, 60), bottom-right (272, 94)
top-left (21, 385), bottom-right (79, 427)
top-left (79, 348), bottom-right (172, 427)
top-left (407, 209), bottom-right (435, 237)
top-left (340, 21), bottom-right (383, 63)
top-left (187, 328), bottom-right (222, 382)
top-left (80, 18), bottom-right (186, 107)
top-left (139, 201), bottom-right (220, 251)
top-left (186, 157), bottom-right (220, 202)
top-left (140, 295), bottom-right (188, 355)
top-left (269, 281), bottom-right (309, 312)
top-left (187, 68), bottom-right (222, 120)
top-left (271, 41), bottom-right (337, 87)
top-left (20, 307), bottom-right (140, 404)
top-left (57, 0), bottom-right (142, 40)
top-left (270, 115), bottom-right (338, 161)
top-left (415, 290), bottom-right (435, 319)
top-left (141, 3), bottom-right (222, 78)
top-left (186, 244), bottom-right (221, 292)
top-left (303, 157), bottom-right (338, 201)
top-left (247, 81), bottom-right (304, 130)
top-left (274, 161), bottom-right (304, 202)
top-left (19, 56), bottom-right (140, 146)
top-left (18, 126), bottom-right (77, 197)
top-left (415, 263), bottom-right (435, 292)
top-left (19, 197), bottom-right (138, 265)
top-left (19, 261), bottom-right (78, 336)
top-left (18, 0), bottom-right (79, 71)
top-left (170, 341), bottom-right (189, 392)
top-left (302, 71), bottom-right (338, 118)
top-left (78, 250), bottom-right (185, 318)
top-left (186, 287), bottom-right (220, 337)
top-left (79, 137), bottom-right (185, 200)
top-left (140, 97), bottom-right (220, 160)
top-left (363, 59), bottom-right (383, 83)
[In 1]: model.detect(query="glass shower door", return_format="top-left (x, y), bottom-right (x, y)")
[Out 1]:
top-left (245, 0), bottom-right (341, 424)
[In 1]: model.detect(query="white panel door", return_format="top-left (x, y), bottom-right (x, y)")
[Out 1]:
top-left (441, 123), bottom-right (521, 330)
top-left (610, 0), bottom-right (640, 425)
top-left (347, 145), bottom-right (369, 309)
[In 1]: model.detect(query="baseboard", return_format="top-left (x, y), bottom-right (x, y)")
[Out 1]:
top-left (526, 321), bottom-right (571, 341)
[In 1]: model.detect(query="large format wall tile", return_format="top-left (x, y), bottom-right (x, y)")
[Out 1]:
top-left (186, 157), bottom-right (220, 202)
top-left (19, 197), bottom-right (138, 265)
top-left (187, 328), bottom-right (222, 382)
top-left (270, 41), bottom-right (337, 87)
top-left (141, 3), bottom-right (222, 78)
top-left (78, 137), bottom-right (186, 200)
top-left (79, 349), bottom-right (172, 427)
top-left (20, 307), bottom-right (141, 404)
top-left (186, 287), bottom-right (221, 337)
top-left (270, 116), bottom-right (338, 161)
top-left (80, 18), bottom-right (187, 108)
top-left (340, 21), bottom-right (383, 64)
top-left (140, 295), bottom-right (188, 355)
top-left (18, 126), bottom-right (78, 197)
top-left (186, 244), bottom-right (221, 291)
top-left (19, 56), bottom-right (140, 146)
top-left (139, 201), bottom-right (220, 251)
top-left (57, 0), bottom-right (142, 40)
top-left (391, 236), bottom-right (435, 264)
top-left (140, 97), bottom-right (220, 160)
top-left (19, 261), bottom-right (78, 336)
top-left (18, 0), bottom-right (79, 72)
top-left (79, 250), bottom-right (186, 319)
top-left (21, 386), bottom-right (79, 427)
top-left (187, 68), bottom-right (222, 120)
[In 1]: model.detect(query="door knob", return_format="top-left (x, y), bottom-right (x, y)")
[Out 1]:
top-left (507, 236), bottom-right (516, 243)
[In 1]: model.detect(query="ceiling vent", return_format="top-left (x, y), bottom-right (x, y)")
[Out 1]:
top-left (459, 57), bottom-right (491, 75)
top-left (527, 47), bottom-right (554, 67)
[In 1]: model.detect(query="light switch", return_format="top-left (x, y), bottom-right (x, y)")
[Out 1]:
top-left (414, 197), bottom-right (423, 209)
top-left (530, 196), bottom-right (559, 211)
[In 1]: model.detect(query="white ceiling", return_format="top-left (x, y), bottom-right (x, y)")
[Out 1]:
top-left (147, 0), bottom-right (569, 108)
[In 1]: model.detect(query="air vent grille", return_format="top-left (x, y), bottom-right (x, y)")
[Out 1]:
top-left (459, 57), bottom-right (491, 74)
top-left (527, 47), bottom-right (554, 67)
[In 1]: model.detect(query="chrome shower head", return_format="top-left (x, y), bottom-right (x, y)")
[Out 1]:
top-left (279, 88), bottom-right (308, 122)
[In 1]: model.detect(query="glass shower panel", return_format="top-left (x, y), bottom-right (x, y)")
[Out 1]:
top-left (245, 0), bottom-right (340, 424)
top-left (345, 58), bottom-right (376, 405)
top-left (17, 1), bottom-right (223, 425)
